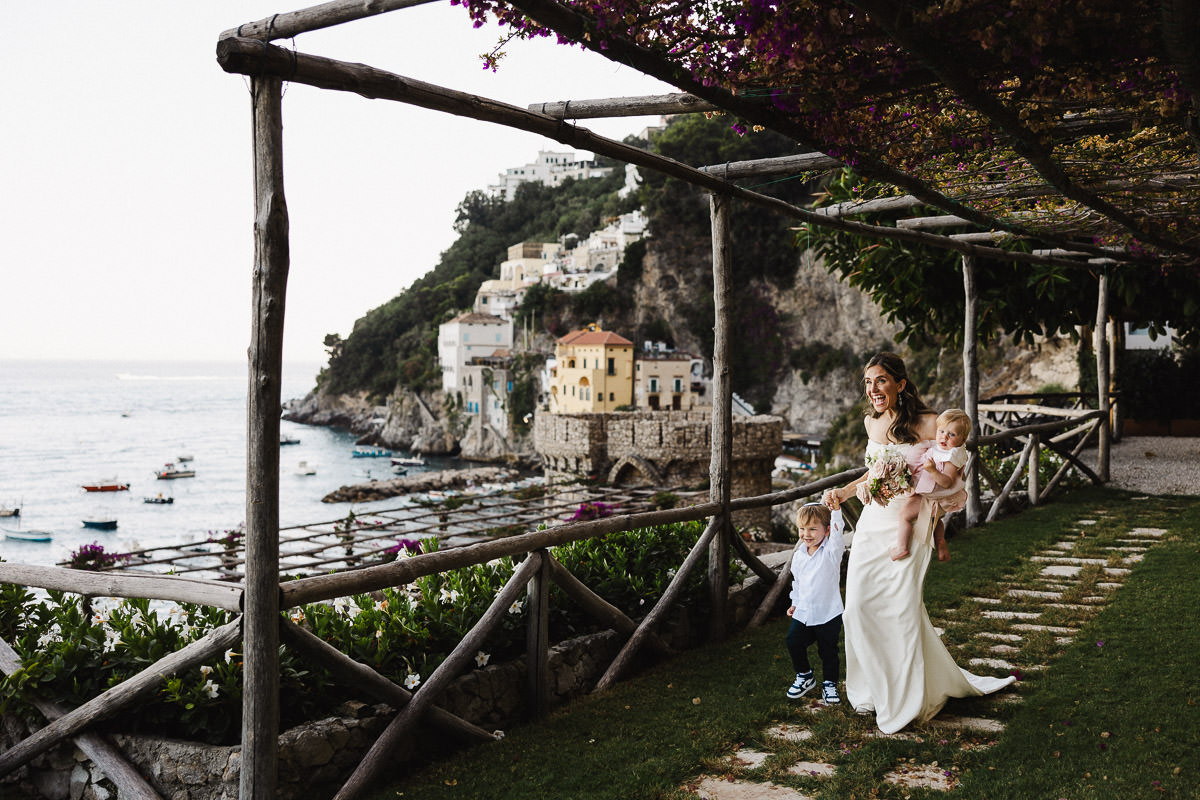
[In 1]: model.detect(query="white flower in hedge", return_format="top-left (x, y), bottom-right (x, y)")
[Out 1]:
top-left (375, 629), bottom-right (384, 640)
top-left (102, 630), bottom-right (122, 652)
top-left (37, 629), bottom-right (61, 648)
top-left (374, 598), bottom-right (389, 612)
top-left (508, 599), bottom-right (524, 615)
top-left (224, 648), bottom-right (239, 664)
top-left (91, 611), bottom-right (110, 626)
top-left (492, 730), bottom-right (505, 740)
top-left (199, 665), bottom-right (214, 678)
top-left (404, 673), bottom-right (421, 690)
top-left (475, 651), bottom-right (490, 668)
top-left (439, 588), bottom-right (460, 604)
top-left (202, 680), bottom-right (220, 699)
top-left (332, 596), bottom-right (349, 615)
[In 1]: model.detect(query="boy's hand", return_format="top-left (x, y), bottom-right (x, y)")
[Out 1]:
top-left (786, 605), bottom-right (796, 618)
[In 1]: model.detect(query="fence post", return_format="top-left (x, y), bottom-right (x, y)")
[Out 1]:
top-left (526, 548), bottom-right (550, 719)
top-left (242, 73), bottom-right (288, 800)
top-left (961, 254), bottom-right (982, 527)
top-left (707, 192), bottom-right (733, 641)
top-left (1027, 434), bottom-right (1040, 506)
top-left (1095, 269), bottom-right (1111, 482)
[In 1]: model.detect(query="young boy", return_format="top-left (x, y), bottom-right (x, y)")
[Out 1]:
top-left (785, 502), bottom-right (845, 705)
top-left (891, 408), bottom-right (970, 562)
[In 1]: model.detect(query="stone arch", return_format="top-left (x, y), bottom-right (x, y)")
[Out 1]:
top-left (607, 455), bottom-right (664, 487)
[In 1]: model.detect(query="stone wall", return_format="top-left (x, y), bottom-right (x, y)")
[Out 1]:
top-left (533, 411), bottom-right (783, 531)
top-left (1, 578), bottom-right (775, 800)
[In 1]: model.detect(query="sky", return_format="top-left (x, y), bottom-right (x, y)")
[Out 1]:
top-left (0, 1), bottom-right (673, 367)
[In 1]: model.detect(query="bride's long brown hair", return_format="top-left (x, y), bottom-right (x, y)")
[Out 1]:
top-left (865, 352), bottom-right (932, 444)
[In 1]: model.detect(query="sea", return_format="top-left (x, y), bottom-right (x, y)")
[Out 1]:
top-left (0, 360), bottom-right (467, 569)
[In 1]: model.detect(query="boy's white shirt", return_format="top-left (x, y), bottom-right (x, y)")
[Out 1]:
top-left (788, 509), bottom-right (845, 626)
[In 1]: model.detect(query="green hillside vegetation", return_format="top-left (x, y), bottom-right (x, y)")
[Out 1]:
top-left (319, 159), bottom-right (638, 400)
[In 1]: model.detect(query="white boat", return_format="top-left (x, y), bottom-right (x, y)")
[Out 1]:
top-left (156, 463), bottom-right (196, 480)
top-left (2, 527), bottom-right (52, 542)
top-left (390, 454), bottom-right (426, 468)
top-left (295, 460), bottom-right (317, 476)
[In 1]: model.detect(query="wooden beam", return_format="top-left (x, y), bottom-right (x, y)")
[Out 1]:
top-left (278, 619), bottom-right (494, 743)
top-left (0, 620), bottom-right (241, 778)
top-left (525, 549), bottom-right (551, 720)
top-left (1095, 269), bottom-right (1112, 481)
top-left (529, 93), bottom-right (716, 118)
top-left (0, 564), bottom-right (241, 611)
top-left (896, 214), bottom-right (971, 229)
top-left (545, 556), bottom-right (672, 656)
top-left (213, 38), bottom-right (1115, 273)
top-left (698, 152), bottom-right (842, 179)
top-left (280, 501), bottom-right (721, 608)
top-left (814, 194), bottom-right (923, 217)
top-left (0, 639), bottom-right (163, 800)
top-left (708, 192), bottom-right (733, 641)
top-left (748, 549), bottom-right (794, 628)
top-left (220, 0), bottom-right (438, 42)
top-left (962, 254), bottom-right (982, 527)
top-left (334, 553), bottom-right (542, 800)
top-left (242, 74), bottom-right (289, 800)
top-left (594, 517), bottom-right (721, 692)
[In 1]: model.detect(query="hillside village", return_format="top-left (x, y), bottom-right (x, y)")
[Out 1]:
top-left (434, 146), bottom-right (761, 458)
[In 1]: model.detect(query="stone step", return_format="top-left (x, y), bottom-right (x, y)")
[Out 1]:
top-left (976, 631), bottom-right (1023, 643)
top-left (1031, 556), bottom-right (1110, 565)
top-left (763, 723), bottom-right (812, 742)
top-left (928, 715), bottom-right (1007, 734)
top-left (980, 610), bottom-right (1041, 620)
top-left (691, 776), bottom-right (814, 799)
top-left (786, 762), bottom-right (836, 779)
top-left (726, 748), bottom-right (771, 769)
top-left (883, 763), bottom-right (956, 791)
top-left (1011, 623), bottom-right (1078, 635)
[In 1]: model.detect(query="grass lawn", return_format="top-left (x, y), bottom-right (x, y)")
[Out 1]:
top-left (368, 487), bottom-right (1199, 799)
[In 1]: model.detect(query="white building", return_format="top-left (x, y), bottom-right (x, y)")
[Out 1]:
top-left (437, 312), bottom-right (513, 393)
top-left (488, 150), bottom-right (613, 200)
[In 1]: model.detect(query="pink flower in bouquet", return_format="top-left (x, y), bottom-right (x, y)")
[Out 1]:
top-left (864, 445), bottom-right (914, 504)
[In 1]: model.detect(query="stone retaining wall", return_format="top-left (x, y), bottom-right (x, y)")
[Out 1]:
top-left (534, 411), bottom-right (782, 531)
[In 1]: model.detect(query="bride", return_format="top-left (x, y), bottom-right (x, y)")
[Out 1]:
top-left (823, 352), bottom-right (1014, 733)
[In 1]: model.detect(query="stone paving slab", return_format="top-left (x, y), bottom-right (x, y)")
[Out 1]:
top-left (970, 596), bottom-right (1003, 604)
top-left (1011, 623), bottom-right (1079, 635)
top-left (1128, 527), bottom-right (1167, 536)
top-left (981, 610), bottom-right (1041, 620)
top-left (928, 716), bottom-right (1007, 734)
top-left (883, 763), bottom-right (956, 791)
top-left (1007, 588), bottom-right (1063, 600)
top-left (691, 776), bottom-right (813, 799)
top-left (1030, 556), bottom-right (1110, 564)
top-left (727, 749), bottom-right (772, 769)
top-left (785, 762), bottom-right (836, 778)
top-left (763, 723), bottom-right (812, 742)
top-left (976, 631), bottom-right (1024, 642)
top-left (1041, 564), bottom-right (1083, 578)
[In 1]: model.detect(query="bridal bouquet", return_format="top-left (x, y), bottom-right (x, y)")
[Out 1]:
top-left (864, 445), bottom-right (914, 505)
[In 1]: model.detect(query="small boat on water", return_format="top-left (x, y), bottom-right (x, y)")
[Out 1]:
top-left (82, 517), bottom-right (118, 530)
top-left (177, 454), bottom-right (194, 463)
top-left (144, 494), bottom-right (174, 505)
top-left (295, 460), bottom-right (317, 476)
top-left (156, 463), bottom-right (196, 480)
top-left (352, 447), bottom-right (392, 458)
top-left (83, 480), bottom-right (130, 492)
top-left (2, 528), bottom-right (52, 542)
top-left (280, 434), bottom-right (301, 445)
top-left (391, 464), bottom-right (408, 475)
top-left (390, 454), bottom-right (427, 468)
top-left (0, 504), bottom-right (19, 518)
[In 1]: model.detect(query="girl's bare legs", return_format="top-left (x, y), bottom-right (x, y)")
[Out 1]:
top-left (891, 494), bottom-right (921, 560)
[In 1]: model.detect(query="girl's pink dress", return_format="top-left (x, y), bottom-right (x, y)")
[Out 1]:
top-left (906, 441), bottom-right (968, 498)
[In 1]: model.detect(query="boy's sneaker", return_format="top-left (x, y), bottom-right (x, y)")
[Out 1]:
top-left (787, 672), bottom-right (815, 699)
top-left (821, 680), bottom-right (841, 705)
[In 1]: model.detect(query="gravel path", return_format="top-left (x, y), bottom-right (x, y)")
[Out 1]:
top-left (1108, 436), bottom-right (1200, 496)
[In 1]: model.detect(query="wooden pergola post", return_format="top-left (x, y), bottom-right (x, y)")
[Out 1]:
top-left (242, 74), bottom-right (289, 800)
top-left (1095, 268), bottom-right (1111, 482)
top-left (961, 255), bottom-right (982, 527)
top-left (707, 192), bottom-right (733, 640)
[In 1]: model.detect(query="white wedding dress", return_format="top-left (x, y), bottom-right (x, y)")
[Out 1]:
top-left (843, 440), bottom-right (1016, 734)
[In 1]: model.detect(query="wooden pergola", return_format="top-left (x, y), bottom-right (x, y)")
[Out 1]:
top-left (3, 2), bottom-right (1193, 799)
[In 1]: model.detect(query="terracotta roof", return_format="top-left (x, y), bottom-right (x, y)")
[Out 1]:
top-left (558, 329), bottom-right (634, 346)
top-left (447, 312), bottom-right (506, 325)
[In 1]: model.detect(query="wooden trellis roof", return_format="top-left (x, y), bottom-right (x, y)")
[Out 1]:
top-left (466, 0), bottom-right (1200, 270)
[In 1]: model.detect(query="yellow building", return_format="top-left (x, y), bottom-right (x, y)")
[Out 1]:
top-left (551, 324), bottom-right (634, 413)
